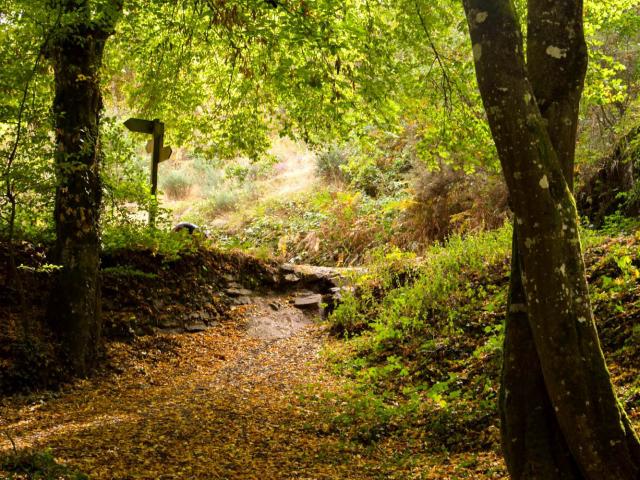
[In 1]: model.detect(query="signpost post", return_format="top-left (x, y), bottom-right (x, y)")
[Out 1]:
top-left (124, 118), bottom-right (172, 227)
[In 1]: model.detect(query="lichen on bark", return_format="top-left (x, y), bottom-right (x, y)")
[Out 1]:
top-left (461, 0), bottom-right (640, 478)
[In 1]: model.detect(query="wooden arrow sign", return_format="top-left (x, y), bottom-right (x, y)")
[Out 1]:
top-left (159, 146), bottom-right (172, 162)
top-left (123, 117), bottom-right (172, 227)
top-left (124, 118), bottom-right (155, 134)
top-left (146, 139), bottom-right (171, 160)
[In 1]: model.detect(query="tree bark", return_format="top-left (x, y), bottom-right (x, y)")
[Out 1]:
top-left (462, 0), bottom-right (640, 478)
top-left (500, 0), bottom-right (588, 477)
top-left (47, 0), bottom-right (122, 376)
top-left (501, 230), bottom-right (581, 479)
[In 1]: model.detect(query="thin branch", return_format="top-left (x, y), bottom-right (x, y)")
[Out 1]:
top-left (3, 431), bottom-right (17, 454)
top-left (414, 0), bottom-right (453, 111)
top-left (2, 6), bottom-right (63, 338)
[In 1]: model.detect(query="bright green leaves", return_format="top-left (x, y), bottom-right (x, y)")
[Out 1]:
top-left (102, 0), bottom-right (479, 161)
top-left (583, 0), bottom-right (640, 109)
top-left (0, 0), bottom-right (57, 239)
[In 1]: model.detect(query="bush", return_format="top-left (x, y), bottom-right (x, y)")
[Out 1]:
top-left (225, 164), bottom-right (250, 183)
top-left (600, 210), bottom-right (640, 236)
top-left (342, 158), bottom-right (386, 197)
top-left (324, 227), bottom-right (513, 451)
top-left (191, 156), bottom-right (224, 196)
top-left (290, 190), bottom-right (398, 265)
top-left (161, 170), bottom-right (192, 200)
top-left (396, 165), bottom-right (508, 247)
top-left (196, 189), bottom-right (243, 219)
top-left (0, 448), bottom-right (88, 480)
top-left (316, 144), bottom-right (351, 184)
top-left (102, 222), bottom-right (200, 260)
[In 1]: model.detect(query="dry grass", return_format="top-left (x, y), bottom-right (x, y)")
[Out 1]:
top-left (396, 166), bottom-right (509, 249)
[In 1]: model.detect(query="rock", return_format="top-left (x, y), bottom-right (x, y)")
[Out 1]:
top-left (269, 302), bottom-right (281, 311)
top-left (225, 287), bottom-right (253, 297)
top-left (278, 264), bottom-right (365, 293)
top-left (185, 324), bottom-right (208, 333)
top-left (233, 296), bottom-right (252, 305)
top-left (280, 263), bottom-right (296, 273)
top-left (330, 286), bottom-right (355, 301)
top-left (293, 294), bottom-right (323, 309)
top-left (157, 317), bottom-right (180, 329)
top-left (188, 311), bottom-right (212, 322)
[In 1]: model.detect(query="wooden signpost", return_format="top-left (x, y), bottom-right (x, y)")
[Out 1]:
top-left (124, 118), bottom-right (173, 226)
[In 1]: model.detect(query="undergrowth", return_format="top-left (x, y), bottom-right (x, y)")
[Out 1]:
top-left (321, 225), bottom-right (640, 454)
top-left (101, 222), bottom-right (209, 260)
top-left (0, 448), bottom-right (88, 480)
top-left (209, 188), bottom-right (406, 265)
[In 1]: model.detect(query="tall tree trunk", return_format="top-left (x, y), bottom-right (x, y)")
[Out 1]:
top-left (500, 0), bottom-right (589, 477)
top-left (461, 0), bottom-right (640, 478)
top-left (500, 230), bottom-right (581, 479)
top-left (47, 0), bottom-right (122, 376)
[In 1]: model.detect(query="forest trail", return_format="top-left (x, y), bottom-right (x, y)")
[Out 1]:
top-left (0, 288), bottom-right (443, 480)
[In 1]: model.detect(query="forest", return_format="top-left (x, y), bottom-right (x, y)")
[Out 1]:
top-left (1, 0), bottom-right (640, 478)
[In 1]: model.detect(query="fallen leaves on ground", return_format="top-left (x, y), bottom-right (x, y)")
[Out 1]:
top-left (0, 307), bottom-right (506, 480)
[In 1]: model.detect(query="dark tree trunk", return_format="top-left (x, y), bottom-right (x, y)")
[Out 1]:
top-left (47, 0), bottom-right (122, 376)
top-left (500, 230), bottom-right (581, 479)
top-left (500, 0), bottom-right (588, 477)
top-left (461, 0), bottom-right (640, 478)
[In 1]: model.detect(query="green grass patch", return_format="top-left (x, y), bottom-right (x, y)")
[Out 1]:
top-left (0, 448), bottom-right (88, 480)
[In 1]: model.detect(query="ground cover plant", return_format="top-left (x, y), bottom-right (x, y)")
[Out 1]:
top-left (323, 226), bottom-right (640, 470)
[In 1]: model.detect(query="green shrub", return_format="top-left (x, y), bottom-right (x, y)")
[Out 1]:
top-left (342, 158), bottom-right (386, 197)
top-left (225, 164), bottom-right (250, 183)
top-left (325, 227), bottom-right (513, 448)
top-left (330, 225), bottom-right (512, 340)
top-left (330, 288), bottom-right (375, 337)
top-left (600, 210), bottom-right (640, 236)
top-left (191, 156), bottom-right (224, 195)
top-left (196, 189), bottom-right (243, 219)
top-left (161, 170), bottom-right (192, 200)
top-left (102, 222), bottom-right (200, 260)
top-left (0, 448), bottom-right (88, 480)
top-left (316, 144), bottom-right (351, 183)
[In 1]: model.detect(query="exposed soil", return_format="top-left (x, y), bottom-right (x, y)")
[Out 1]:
top-left (243, 295), bottom-right (315, 341)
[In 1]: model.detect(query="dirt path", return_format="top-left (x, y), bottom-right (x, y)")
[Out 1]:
top-left (0, 293), bottom-right (384, 479)
top-left (0, 290), bottom-right (504, 480)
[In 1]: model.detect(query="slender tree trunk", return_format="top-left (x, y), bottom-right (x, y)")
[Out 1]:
top-left (461, 0), bottom-right (640, 478)
top-left (500, 0), bottom-right (589, 477)
top-left (500, 229), bottom-right (581, 479)
top-left (47, 0), bottom-right (122, 376)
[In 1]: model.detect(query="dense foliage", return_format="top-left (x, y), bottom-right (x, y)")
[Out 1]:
top-left (1, 0), bottom-right (638, 247)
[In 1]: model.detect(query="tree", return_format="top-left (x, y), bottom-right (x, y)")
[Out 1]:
top-left (461, 0), bottom-right (640, 478)
top-left (46, 0), bottom-right (123, 376)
